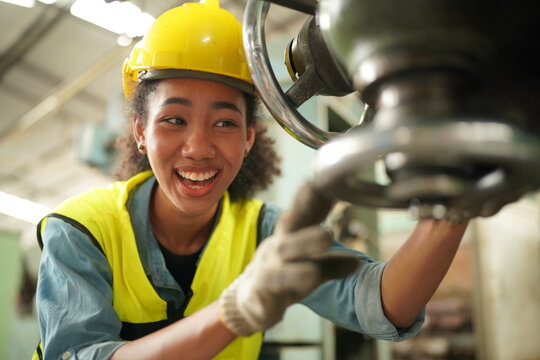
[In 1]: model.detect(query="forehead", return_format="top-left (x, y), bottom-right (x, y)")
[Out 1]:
top-left (150, 78), bottom-right (246, 108)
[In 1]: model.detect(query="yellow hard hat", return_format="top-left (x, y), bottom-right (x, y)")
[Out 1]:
top-left (122, 0), bottom-right (253, 99)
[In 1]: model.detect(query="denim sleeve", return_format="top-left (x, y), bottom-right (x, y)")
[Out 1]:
top-left (37, 217), bottom-right (126, 360)
top-left (259, 203), bottom-right (424, 341)
top-left (301, 242), bottom-right (425, 342)
top-left (258, 203), bottom-right (281, 241)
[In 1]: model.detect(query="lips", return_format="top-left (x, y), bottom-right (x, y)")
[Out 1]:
top-left (176, 169), bottom-right (219, 191)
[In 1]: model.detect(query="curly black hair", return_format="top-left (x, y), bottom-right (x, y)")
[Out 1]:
top-left (114, 79), bottom-right (281, 200)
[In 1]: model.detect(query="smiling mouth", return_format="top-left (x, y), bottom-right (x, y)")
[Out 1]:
top-left (176, 170), bottom-right (219, 189)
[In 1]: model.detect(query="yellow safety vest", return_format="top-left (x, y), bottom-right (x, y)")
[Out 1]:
top-left (33, 171), bottom-right (264, 360)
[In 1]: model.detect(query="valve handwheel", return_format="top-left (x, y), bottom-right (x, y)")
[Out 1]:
top-left (243, 0), bottom-right (540, 222)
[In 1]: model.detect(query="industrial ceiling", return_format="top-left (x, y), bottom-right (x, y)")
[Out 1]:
top-left (0, 0), bottom-right (307, 245)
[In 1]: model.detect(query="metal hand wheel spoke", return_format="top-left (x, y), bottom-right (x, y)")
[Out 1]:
top-left (284, 66), bottom-right (326, 108)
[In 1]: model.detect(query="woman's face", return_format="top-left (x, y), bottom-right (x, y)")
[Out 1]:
top-left (134, 78), bottom-right (255, 219)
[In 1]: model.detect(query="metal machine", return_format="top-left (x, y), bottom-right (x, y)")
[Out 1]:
top-left (243, 0), bottom-right (540, 221)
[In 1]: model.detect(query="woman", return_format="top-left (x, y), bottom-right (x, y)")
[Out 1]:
top-left (34, 1), bottom-right (468, 360)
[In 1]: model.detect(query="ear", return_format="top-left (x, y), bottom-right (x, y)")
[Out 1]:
top-left (133, 116), bottom-right (146, 146)
top-left (245, 125), bottom-right (256, 155)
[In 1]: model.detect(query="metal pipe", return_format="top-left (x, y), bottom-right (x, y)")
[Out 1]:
top-left (0, 4), bottom-right (67, 82)
top-left (6, 45), bottom-right (130, 139)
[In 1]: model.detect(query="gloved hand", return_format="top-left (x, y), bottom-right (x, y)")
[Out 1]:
top-left (219, 182), bottom-right (361, 336)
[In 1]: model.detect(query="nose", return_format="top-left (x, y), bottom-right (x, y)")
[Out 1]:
top-left (181, 125), bottom-right (216, 160)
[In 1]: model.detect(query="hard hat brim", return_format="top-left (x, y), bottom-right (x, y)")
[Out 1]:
top-left (139, 69), bottom-right (255, 95)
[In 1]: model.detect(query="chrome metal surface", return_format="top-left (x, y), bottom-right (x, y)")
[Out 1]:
top-left (314, 119), bottom-right (540, 216)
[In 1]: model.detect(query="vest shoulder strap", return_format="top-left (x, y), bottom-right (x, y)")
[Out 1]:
top-left (37, 213), bottom-right (104, 254)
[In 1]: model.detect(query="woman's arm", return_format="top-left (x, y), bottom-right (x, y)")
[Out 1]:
top-left (381, 219), bottom-right (468, 328)
top-left (38, 217), bottom-right (127, 360)
top-left (110, 301), bottom-right (236, 360)
top-left (261, 184), bottom-right (467, 336)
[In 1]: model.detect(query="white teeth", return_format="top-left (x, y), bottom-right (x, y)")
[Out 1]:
top-left (178, 170), bottom-right (217, 181)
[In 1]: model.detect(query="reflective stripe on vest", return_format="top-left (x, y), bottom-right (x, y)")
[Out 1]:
top-left (34, 171), bottom-right (264, 360)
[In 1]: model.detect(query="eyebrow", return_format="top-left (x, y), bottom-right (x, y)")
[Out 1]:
top-left (162, 97), bottom-right (191, 107)
top-left (211, 101), bottom-right (243, 115)
top-left (161, 97), bottom-right (243, 115)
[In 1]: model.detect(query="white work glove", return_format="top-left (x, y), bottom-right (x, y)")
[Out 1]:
top-left (219, 182), bottom-right (361, 336)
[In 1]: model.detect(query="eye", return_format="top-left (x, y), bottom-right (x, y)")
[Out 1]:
top-left (164, 117), bottom-right (186, 126)
top-left (215, 119), bottom-right (238, 128)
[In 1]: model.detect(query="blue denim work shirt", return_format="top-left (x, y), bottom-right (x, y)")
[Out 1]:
top-left (36, 176), bottom-right (424, 360)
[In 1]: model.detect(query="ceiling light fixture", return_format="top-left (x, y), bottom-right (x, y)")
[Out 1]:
top-left (0, 191), bottom-right (51, 224)
top-left (70, 0), bottom-right (154, 37)
top-left (116, 33), bottom-right (134, 47)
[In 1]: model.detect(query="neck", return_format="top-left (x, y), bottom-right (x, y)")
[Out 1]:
top-left (150, 186), bottom-right (218, 255)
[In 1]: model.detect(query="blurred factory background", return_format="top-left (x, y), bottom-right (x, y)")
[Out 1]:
top-left (0, 1), bottom-right (539, 360)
